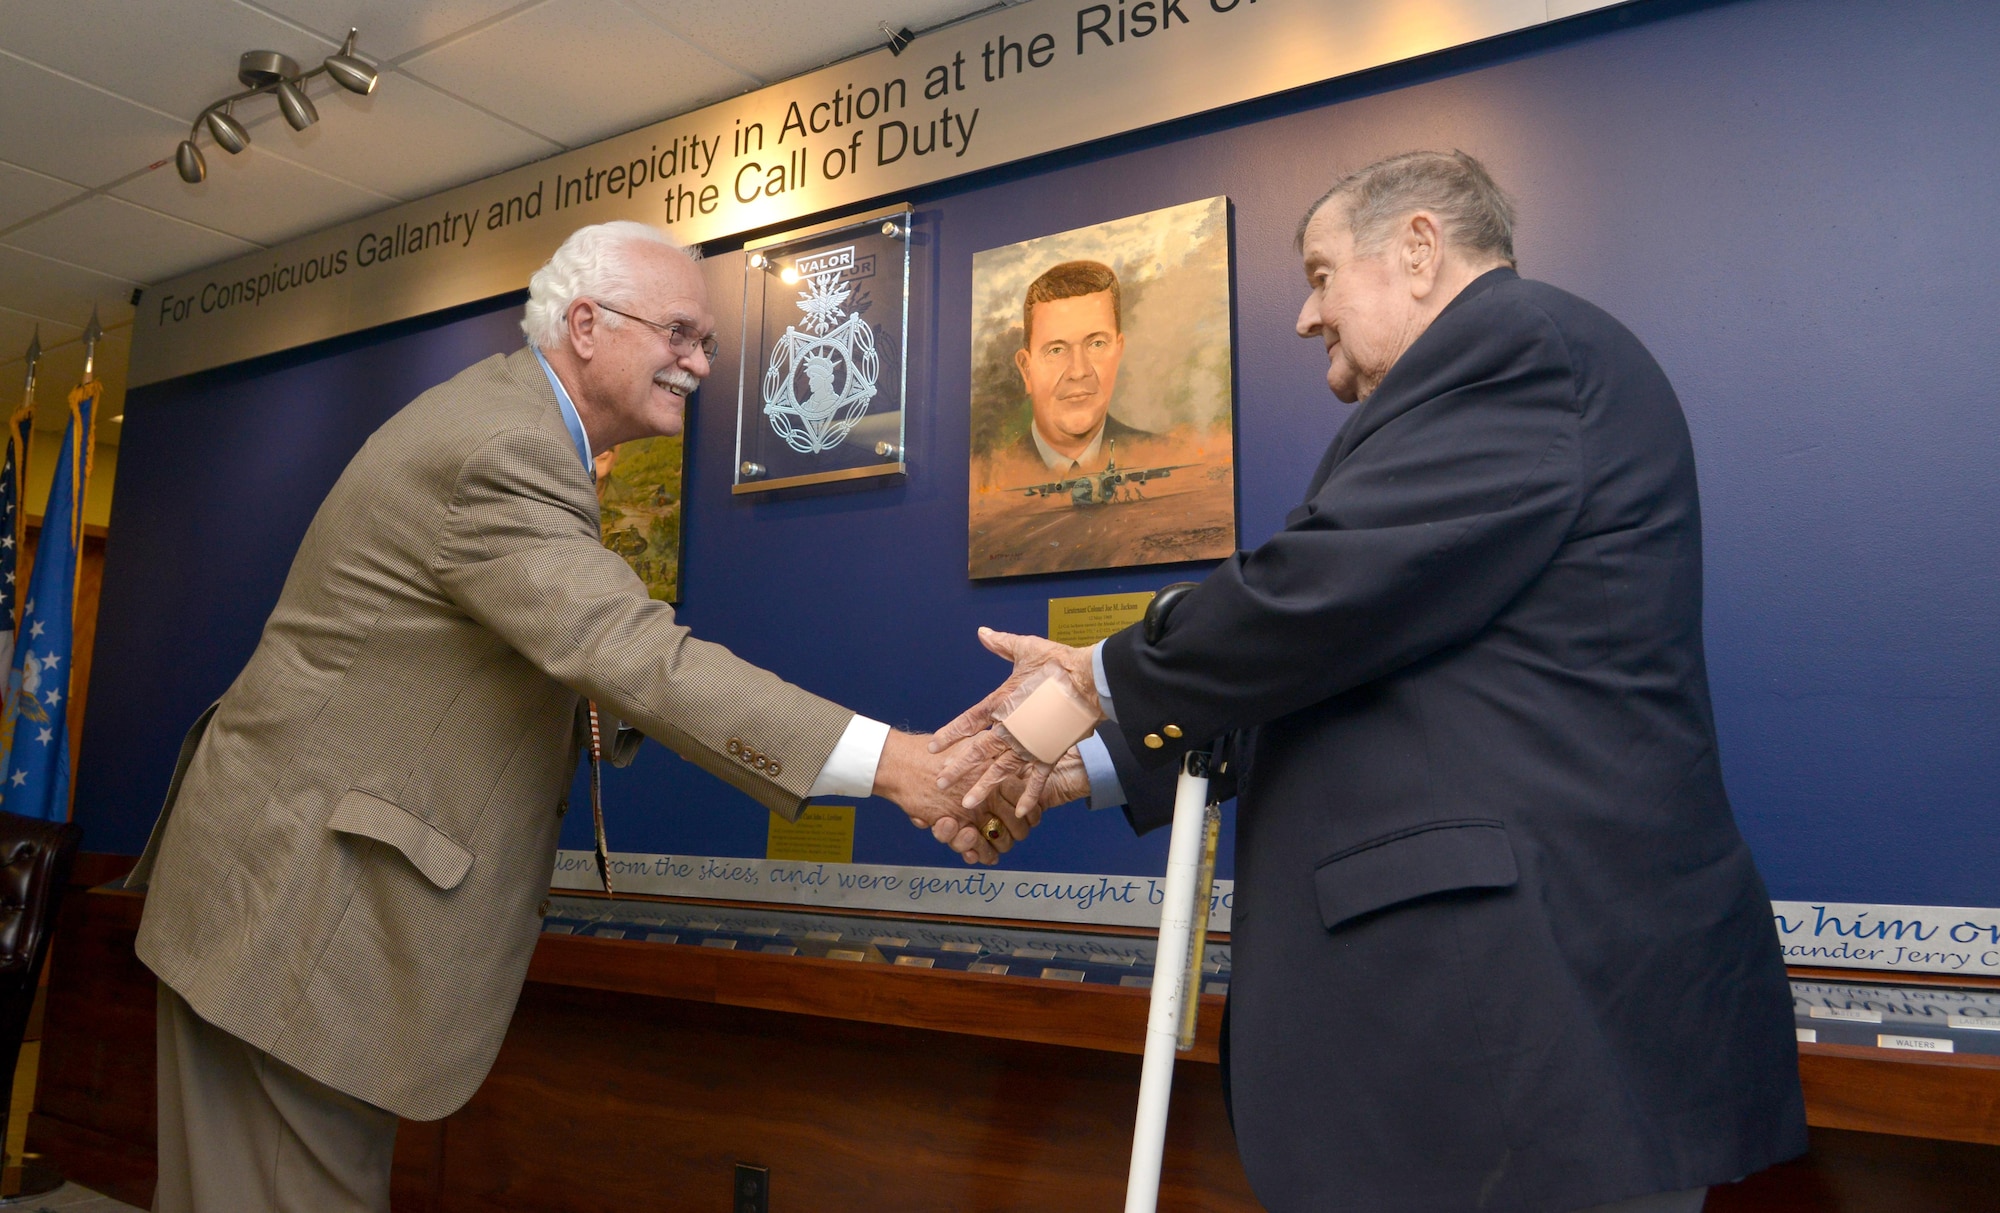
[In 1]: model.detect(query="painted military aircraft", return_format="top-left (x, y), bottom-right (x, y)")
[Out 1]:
top-left (1011, 442), bottom-right (1195, 508)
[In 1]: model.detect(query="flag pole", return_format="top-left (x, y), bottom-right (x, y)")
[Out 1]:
top-left (10, 331), bottom-right (35, 617)
top-left (71, 310), bottom-right (102, 547)
top-left (15, 329), bottom-right (36, 414)
top-left (79, 309), bottom-right (99, 384)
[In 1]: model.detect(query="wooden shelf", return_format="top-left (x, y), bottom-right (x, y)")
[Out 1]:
top-left (527, 917), bottom-right (1223, 1063)
top-left (1799, 1042), bottom-right (2000, 1146)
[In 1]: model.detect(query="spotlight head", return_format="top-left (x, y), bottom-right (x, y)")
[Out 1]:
top-left (276, 78), bottom-right (319, 130)
top-left (747, 253), bottom-right (766, 269)
top-left (325, 29), bottom-right (378, 95)
top-left (881, 23), bottom-right (914, 56)
top-left (175, 139), bottom-right (207, 183)
top-left (205, 108), bottom-right (250, 153)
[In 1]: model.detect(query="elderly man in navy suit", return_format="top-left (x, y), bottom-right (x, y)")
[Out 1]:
top-left (937, 151), bottom-right (1805, 1213)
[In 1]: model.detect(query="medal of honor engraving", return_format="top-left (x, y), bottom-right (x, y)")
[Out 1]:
top-left (735, 204), bottom-right (913, 493)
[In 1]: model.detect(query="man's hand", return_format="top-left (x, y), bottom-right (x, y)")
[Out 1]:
top-left (931, 628), bottom-right (1100, 751)
top-left (931, 629), bottom-right (1101, 819)
top-left (927, 745), bottom-right (1089, 862)
top-left (872, 729), bottom-right (1026, 865)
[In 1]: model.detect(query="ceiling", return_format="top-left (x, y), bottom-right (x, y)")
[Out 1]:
top-left (0, 0), bottom-right (1005, 442)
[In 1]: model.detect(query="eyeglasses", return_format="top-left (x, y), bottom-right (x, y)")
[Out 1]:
top-left (595, 302), bottom-right (720, 359)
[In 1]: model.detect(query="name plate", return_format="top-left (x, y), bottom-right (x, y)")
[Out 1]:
top-left (1878, 1034), bottom-right (1953, 1053)
top-left (767, 804), bottom-right (856, 864)
top-left (1048, 591), bottom-right (1156, 647)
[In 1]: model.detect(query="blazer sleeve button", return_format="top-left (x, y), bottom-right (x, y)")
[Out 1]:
top-left (556, 797), bottom-right (568, 817)
top-left (1144, 733), bottom-right (1164, 749)
top-left (537, 898), bottom-right (552, 918)
top-left (726, 738), bottom-right (743, 756)
top-left (1163, 724), bottom-right (1183, 739)
top-left (769, 761), bottom-right (782, 777)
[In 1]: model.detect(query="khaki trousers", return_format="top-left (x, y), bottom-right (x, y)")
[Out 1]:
top-left (154, 983), bottom-right (399, 1213)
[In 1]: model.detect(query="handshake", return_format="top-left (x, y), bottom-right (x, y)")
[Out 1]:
top-left (871, 628), bottom-right (1106, 866)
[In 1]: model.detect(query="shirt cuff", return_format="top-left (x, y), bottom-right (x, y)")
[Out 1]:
top-left (808, 714), bottom-right (891, 798)
top-left (1076, 732), bottom-right (1127, 811)
top-left (1092, 641), bottom-right (1118, 723)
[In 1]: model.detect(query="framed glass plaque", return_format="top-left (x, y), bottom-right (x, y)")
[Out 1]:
top-left (734, 203), bottom-right (911, 494)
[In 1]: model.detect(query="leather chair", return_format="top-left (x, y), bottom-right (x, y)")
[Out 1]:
top-left (0, 811), bottom-right (80, 1202)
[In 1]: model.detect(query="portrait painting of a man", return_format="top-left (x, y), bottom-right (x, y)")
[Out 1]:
top-left (969, 197), bottom-right (1236, 578)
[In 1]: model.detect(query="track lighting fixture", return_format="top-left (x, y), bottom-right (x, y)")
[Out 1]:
top-left (174, 28), bottom-right (376, 184)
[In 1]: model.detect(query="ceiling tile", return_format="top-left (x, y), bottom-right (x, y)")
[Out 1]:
top-left (0, 244), bottom-right (136, 327)
top-left (637, 1), bottom-right (993, 80)
top-left (4, 195), bottom-right (258, 284)
top-left (251, 70), bottom-right (560, 201)
top-left (113, 145), bottom-right (393, 247)
top-left (400, 0), bottom-right (755, 148)
top-left (0, 51), bottom-right (190, 188)
top-left (247, 0), bottom-right (544, 63)
top-left (0, 159), bottom-right (83, 232)
top-left (0, 0), bottom-right (337, 122)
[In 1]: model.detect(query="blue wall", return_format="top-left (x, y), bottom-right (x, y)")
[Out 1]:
top-left (82, 0), bottom-right (2000, 906)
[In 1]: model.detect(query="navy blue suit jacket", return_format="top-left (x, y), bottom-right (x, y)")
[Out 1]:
top-left (1100, 269), bottom-right (1805, 1212)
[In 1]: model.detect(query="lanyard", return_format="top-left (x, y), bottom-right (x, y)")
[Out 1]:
top-left (587, 701), bottom-right (613, 896)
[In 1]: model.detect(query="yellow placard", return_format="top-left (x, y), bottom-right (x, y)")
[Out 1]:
top-left (766, 805), bottom-right (855, 864)
top-left (1047, 592), bottom-right (1157, 648)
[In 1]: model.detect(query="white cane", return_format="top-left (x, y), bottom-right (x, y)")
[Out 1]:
top-left (1125, 584), bottom-right (1224, 1213)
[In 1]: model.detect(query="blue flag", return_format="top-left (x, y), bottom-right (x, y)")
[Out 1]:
top-left (0, 380), bottom-right (97, 820)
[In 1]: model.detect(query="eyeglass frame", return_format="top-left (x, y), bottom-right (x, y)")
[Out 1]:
top-left (593, 301), bottom-right (721, 360)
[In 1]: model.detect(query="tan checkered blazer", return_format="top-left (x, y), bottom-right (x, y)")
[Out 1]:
top-left (128, 347), bottom-right (853, 1120)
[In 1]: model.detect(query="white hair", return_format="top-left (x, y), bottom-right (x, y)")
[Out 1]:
top-left (1298, 150), bottom-right (1517, 266)
top-left (521, 221), bottom-right (695, 350)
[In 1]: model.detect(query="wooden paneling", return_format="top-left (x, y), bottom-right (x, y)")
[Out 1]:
top-left (30, 886), bottom-right (2000, 1212)
top-left (67, 852), bottom-right (135, 890)
top-left (1706, 1128), bottom-right (2000, 1213)
top-left (1799, 1043), bottom-right (2000, 1145)
top-left (31, 887), bottom-right (153, 1209)
top-left (31, 887), bottom-right (1250, 1213)
top-left (436, 983), bottom-right (1254, 1213)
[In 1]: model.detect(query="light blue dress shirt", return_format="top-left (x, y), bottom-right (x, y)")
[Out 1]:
top-left (1075, 641), bottom-right (1127, 810)
top-left (532, 345), bottom-right (594, 473)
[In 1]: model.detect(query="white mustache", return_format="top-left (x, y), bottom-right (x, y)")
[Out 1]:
top-left (654, 368), bottom-right (700, 395)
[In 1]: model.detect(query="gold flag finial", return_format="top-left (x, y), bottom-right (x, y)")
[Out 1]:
top-left (18, 328), bottom-right (37, 399)
top-left (80, 308), bottom-right (103, 384)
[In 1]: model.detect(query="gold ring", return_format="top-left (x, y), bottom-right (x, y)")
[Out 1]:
top-left (982, 817), bottom-right (1005, 842)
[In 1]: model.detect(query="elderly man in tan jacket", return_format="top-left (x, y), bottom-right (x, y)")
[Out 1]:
top-left (128, 221), bottom-right (1013, 1213)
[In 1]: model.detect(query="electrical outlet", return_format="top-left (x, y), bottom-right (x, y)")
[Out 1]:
top-left (734, 1162), bottom-right (769, 1213)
